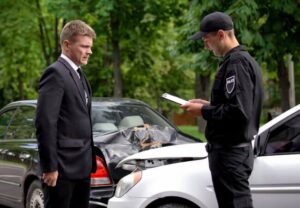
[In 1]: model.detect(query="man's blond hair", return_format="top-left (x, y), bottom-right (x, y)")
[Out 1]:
top-left (60, 20), bottom-right (96, 46)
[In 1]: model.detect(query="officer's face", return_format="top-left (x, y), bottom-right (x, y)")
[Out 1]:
top-left (202, 31), bottom-right (223, 57)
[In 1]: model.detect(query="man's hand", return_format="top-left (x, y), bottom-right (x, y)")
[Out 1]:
top-left (42, 171), bottom-right (58, 187)
top-left (181, 99), bottom-right (210, 116)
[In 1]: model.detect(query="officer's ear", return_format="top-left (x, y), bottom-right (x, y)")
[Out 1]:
top-left (217, 30), bottom-right (226, 40)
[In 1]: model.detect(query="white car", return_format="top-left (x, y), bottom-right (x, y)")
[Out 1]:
top-left (108, 104), bottom-right (300, 208)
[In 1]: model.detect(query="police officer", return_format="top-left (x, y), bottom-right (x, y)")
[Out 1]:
top-left (181, 12), bottom-right (263, 208)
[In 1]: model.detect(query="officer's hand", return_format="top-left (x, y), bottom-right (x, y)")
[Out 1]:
top-left (189, 99), bottom-right (210, 105)
top-left (181, 101), bottom-right (204, 116)
top-left (42, 171), bottom-right (59, 187)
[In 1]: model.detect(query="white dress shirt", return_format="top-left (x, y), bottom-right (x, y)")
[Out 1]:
top-left (60, 53), bottom-right (80, 78)
top-left (60, 54), bottom-right (88, 104)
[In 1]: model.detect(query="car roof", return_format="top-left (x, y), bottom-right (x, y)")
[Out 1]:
top-left (3, 100), bottom-right (37, 108)
top-left (2, 97), bottom-right (148, 109)
top-left (92, 97), bottom-right (147, 106)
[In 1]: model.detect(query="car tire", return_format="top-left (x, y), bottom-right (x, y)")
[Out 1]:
top-left (26, 180), bottom-right (44, 208)
top-left (156, 203), bottom-right (193, 208)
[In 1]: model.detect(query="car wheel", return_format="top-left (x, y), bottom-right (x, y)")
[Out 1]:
top-left (156, 203), bottom-right (193, 208)
top-left (26, 180), bottom-right (44, 208)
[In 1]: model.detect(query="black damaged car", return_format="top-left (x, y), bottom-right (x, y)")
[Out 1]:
top-left (0, 98), bottom-right (198, 208)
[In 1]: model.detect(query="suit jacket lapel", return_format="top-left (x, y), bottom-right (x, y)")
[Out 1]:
top-left (58, 57), bottom-right (89, 111)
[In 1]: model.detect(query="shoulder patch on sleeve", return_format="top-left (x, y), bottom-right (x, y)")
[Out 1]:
top-left (226, 76), bottom-right (235, 94)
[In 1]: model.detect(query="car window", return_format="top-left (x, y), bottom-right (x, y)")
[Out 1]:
top-left (0, 109), bottom-right (16, 140)
top-left (116, 105), bottom-right (170, 127)
top-left (91, 104), bottom-right (172, 135)
top-left (265, 114), bottom-right (300, 155)
top-left (6, 106), bottom-right (36, 140)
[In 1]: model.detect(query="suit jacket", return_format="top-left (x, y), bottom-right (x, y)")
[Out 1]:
top-left (36, 57), bottom-right (96, 180)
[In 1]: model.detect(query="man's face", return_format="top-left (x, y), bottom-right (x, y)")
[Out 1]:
top-left (64, 35), bottom-right (93, 66)
top-left (202, 32), bottom-right (223, 57)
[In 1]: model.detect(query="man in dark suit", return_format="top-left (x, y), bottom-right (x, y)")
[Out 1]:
top-left (36, 20), bottom-right (96, 208)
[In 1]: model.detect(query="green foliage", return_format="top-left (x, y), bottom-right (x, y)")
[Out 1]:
top-left (0, 0), bottom-right (43, 106)
top-left (177, 0), bottom-right (300, 111)
top-left (253, 0), bottom-right (300, 65)
top-left (177, 125), bottom-right (205, 141)
top-left (0, 0), bottom-right (299, 116)
top-left (178, 0), bottom-right (261, 69)
top-left (89, 0), bottom-right (193, 106)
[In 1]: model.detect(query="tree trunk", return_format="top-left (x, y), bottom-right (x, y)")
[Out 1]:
top-left (195, 72), bottom-right (211, 99)
top-left (110, 13), bottom-right (123, 97)
top-left (277, 57), bottom-right (290, 111)
top-left (195, 72), bottom-right (211, 133)
top-left (54, 17), bottom-right (60, 59)
top-left (17, 68), bottom-right (24, 100)
top-left (18, 79), bottom-right (24, 100)
top-left (36, 0), bottom-right (52, 66)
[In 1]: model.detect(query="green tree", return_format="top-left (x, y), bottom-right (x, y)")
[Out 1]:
top-left (254, 0), bottom-right (300, 111)
top-left (2, 0), bottom-right (298, 120)
top-left (30, 0), bottom-right (193, 109)
top-left (68, 0), bottom-right (190, 99)
top-left (0, 0), bottom-right (43, 106)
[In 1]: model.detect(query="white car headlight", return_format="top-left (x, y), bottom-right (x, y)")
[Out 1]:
top-left (115, 171), bottom-right (142, 198)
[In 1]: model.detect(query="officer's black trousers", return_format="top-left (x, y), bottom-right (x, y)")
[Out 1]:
top-left (208, 145), bottom-right (254, 208)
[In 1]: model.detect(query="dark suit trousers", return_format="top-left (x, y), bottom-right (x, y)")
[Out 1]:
top-left (43, 178), bottom-right (90, 208)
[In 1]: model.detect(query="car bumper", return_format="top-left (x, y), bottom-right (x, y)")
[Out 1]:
top-left (107, 196), bottom-right (151, 208)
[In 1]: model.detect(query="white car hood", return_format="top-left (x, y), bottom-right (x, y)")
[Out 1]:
top-left (117, 142), bottom-right (207, 167)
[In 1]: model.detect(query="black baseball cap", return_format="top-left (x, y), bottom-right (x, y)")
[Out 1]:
top-left (190, 12), bottom-right (233, 40)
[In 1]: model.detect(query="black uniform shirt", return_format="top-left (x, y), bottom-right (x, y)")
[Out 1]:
top-left (202, 45), bottom-right (263, 145)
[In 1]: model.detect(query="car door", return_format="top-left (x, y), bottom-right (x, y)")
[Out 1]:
top-left (0, 108), bottom-right (17, 202)
top-left (0, 106), bottom-right (36, 203)
top-left (250, 113), bottom-right (300, 208)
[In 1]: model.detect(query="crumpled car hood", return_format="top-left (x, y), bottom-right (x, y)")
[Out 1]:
top-left (117, 143), bottom-right (207, 168)
top-left (93, 125), bottom-right (199, 180)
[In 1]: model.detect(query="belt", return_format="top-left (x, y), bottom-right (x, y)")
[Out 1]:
top-left (205, 142), bottom-right (251, 152)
